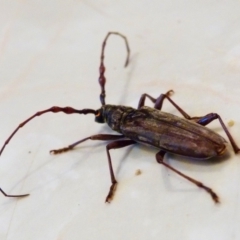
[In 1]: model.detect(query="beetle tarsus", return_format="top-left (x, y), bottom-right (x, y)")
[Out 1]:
top-left (50, 146), bottom-right (73, 154)
top-left (196, 182), bottom-right (219, 204)
top-left (105, 182), bottom-right (117, 203)
top-left (166, 90), bottom-right (174, 97)
top-left (210, 191), bottom-right (220, 204)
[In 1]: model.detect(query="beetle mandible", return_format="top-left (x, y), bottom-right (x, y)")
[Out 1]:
top-left (0, 32), bottom-right (239, 203)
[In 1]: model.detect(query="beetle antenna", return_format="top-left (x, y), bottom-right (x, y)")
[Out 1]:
top-left (98, 32), bottom-right (130, 106)
top-left (0, 107), bottom-right (97, 156)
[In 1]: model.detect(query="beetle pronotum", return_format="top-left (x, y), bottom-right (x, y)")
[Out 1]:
top-left (0, 32), bottom-right (239, 203)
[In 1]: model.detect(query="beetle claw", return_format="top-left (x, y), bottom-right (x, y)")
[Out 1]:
top-left (166, 90), bottom-right (174, 96)
top-left (50, 146), bottom-right (73, 154)
top-left (105, 182), bottom-right (117, 203)
top-left (211, 192), bottom-right (220, 204)
top-left (204, 186), bottom-right (220, 204)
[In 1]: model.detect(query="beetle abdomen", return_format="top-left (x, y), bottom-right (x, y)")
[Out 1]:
top-left (120, 106), bottom-right (227, 159)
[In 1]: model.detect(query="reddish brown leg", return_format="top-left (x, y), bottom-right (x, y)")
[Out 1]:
top-left (138, 90), bottom-right (193, 119)
top-left (99, 32), bottom-right (130, 106)
top-left (138, 90), bottom-right (174, 110)
top-left (156, 150), bottom-right (219, 203)
top-left (105, 139), bottom-right (135, 203)
top-left (50, 134), bottom-right (125, 154)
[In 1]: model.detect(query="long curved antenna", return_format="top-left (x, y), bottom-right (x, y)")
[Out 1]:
top-left (98, 32), bottom-right (130, 106)
top-left (0, 106), bottom-right (96, 198)
top-left (0, 107), bottom-right (96, 156)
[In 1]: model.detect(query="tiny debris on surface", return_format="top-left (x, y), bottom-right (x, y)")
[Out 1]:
top-left (135, 169), bottom-right (142, 176)
top-left (228, 120), bottom-right (234, 127)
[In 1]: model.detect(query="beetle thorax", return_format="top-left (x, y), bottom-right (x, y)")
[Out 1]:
top-left (102, 104), bottom-right (134, 132)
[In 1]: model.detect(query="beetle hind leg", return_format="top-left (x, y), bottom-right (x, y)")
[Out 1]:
top-left (156, 150), bottom-right (219, 203)
top-left (195, 113), bottom-right (240, 154)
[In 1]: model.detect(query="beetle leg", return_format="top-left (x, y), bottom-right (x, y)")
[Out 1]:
top-left (156, 150), bottom-right (219, 203)
top-left (138, 90), bottom-right (174, 109)
top-left (50, 134), bottom-right (125, 154)
top-left (105, 140), bottom-right (136, 203)
top-left (194, 113), bottom-right (240, 154)
top-left (138, 91), bottom-right (203, 120)
top-left (138, 90), bottom-right (192, 120)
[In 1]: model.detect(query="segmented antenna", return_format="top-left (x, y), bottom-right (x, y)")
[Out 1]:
top-left (98, 32), bottom-right (130, 106)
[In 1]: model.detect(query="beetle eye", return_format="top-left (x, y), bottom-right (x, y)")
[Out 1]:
top-left (95, 109), bottom-right (104, 123)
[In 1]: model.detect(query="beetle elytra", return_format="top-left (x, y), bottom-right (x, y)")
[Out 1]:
top-left (0, 32), bottom-right (239, 203)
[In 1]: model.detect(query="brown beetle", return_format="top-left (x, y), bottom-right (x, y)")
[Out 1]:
top-left (0, 32), bottom-right (239, 203)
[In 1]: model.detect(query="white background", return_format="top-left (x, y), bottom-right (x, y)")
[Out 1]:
top-left (0, 1), bottom-right (240, 240)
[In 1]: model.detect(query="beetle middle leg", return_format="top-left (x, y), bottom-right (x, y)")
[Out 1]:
top-left (156, 150), bottom-right (219, 203)
top-left (51, 137), bottom-right (136, 202)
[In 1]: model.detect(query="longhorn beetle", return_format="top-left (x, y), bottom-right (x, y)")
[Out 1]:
top-left (0, 32), bottom-right (240, 203)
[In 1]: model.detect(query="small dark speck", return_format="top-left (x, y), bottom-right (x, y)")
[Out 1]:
top-left (135, 169), bottom-right (142, 176)
top-left (28, 151), bottom-right (31, 154)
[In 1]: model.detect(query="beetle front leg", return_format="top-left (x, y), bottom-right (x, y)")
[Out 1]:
top-left (156, 150), bottom-right (219, 203)
top-left (50, 134), bottom-right (125, 154)
top-left (105, 140), bottom-right (135, 203)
